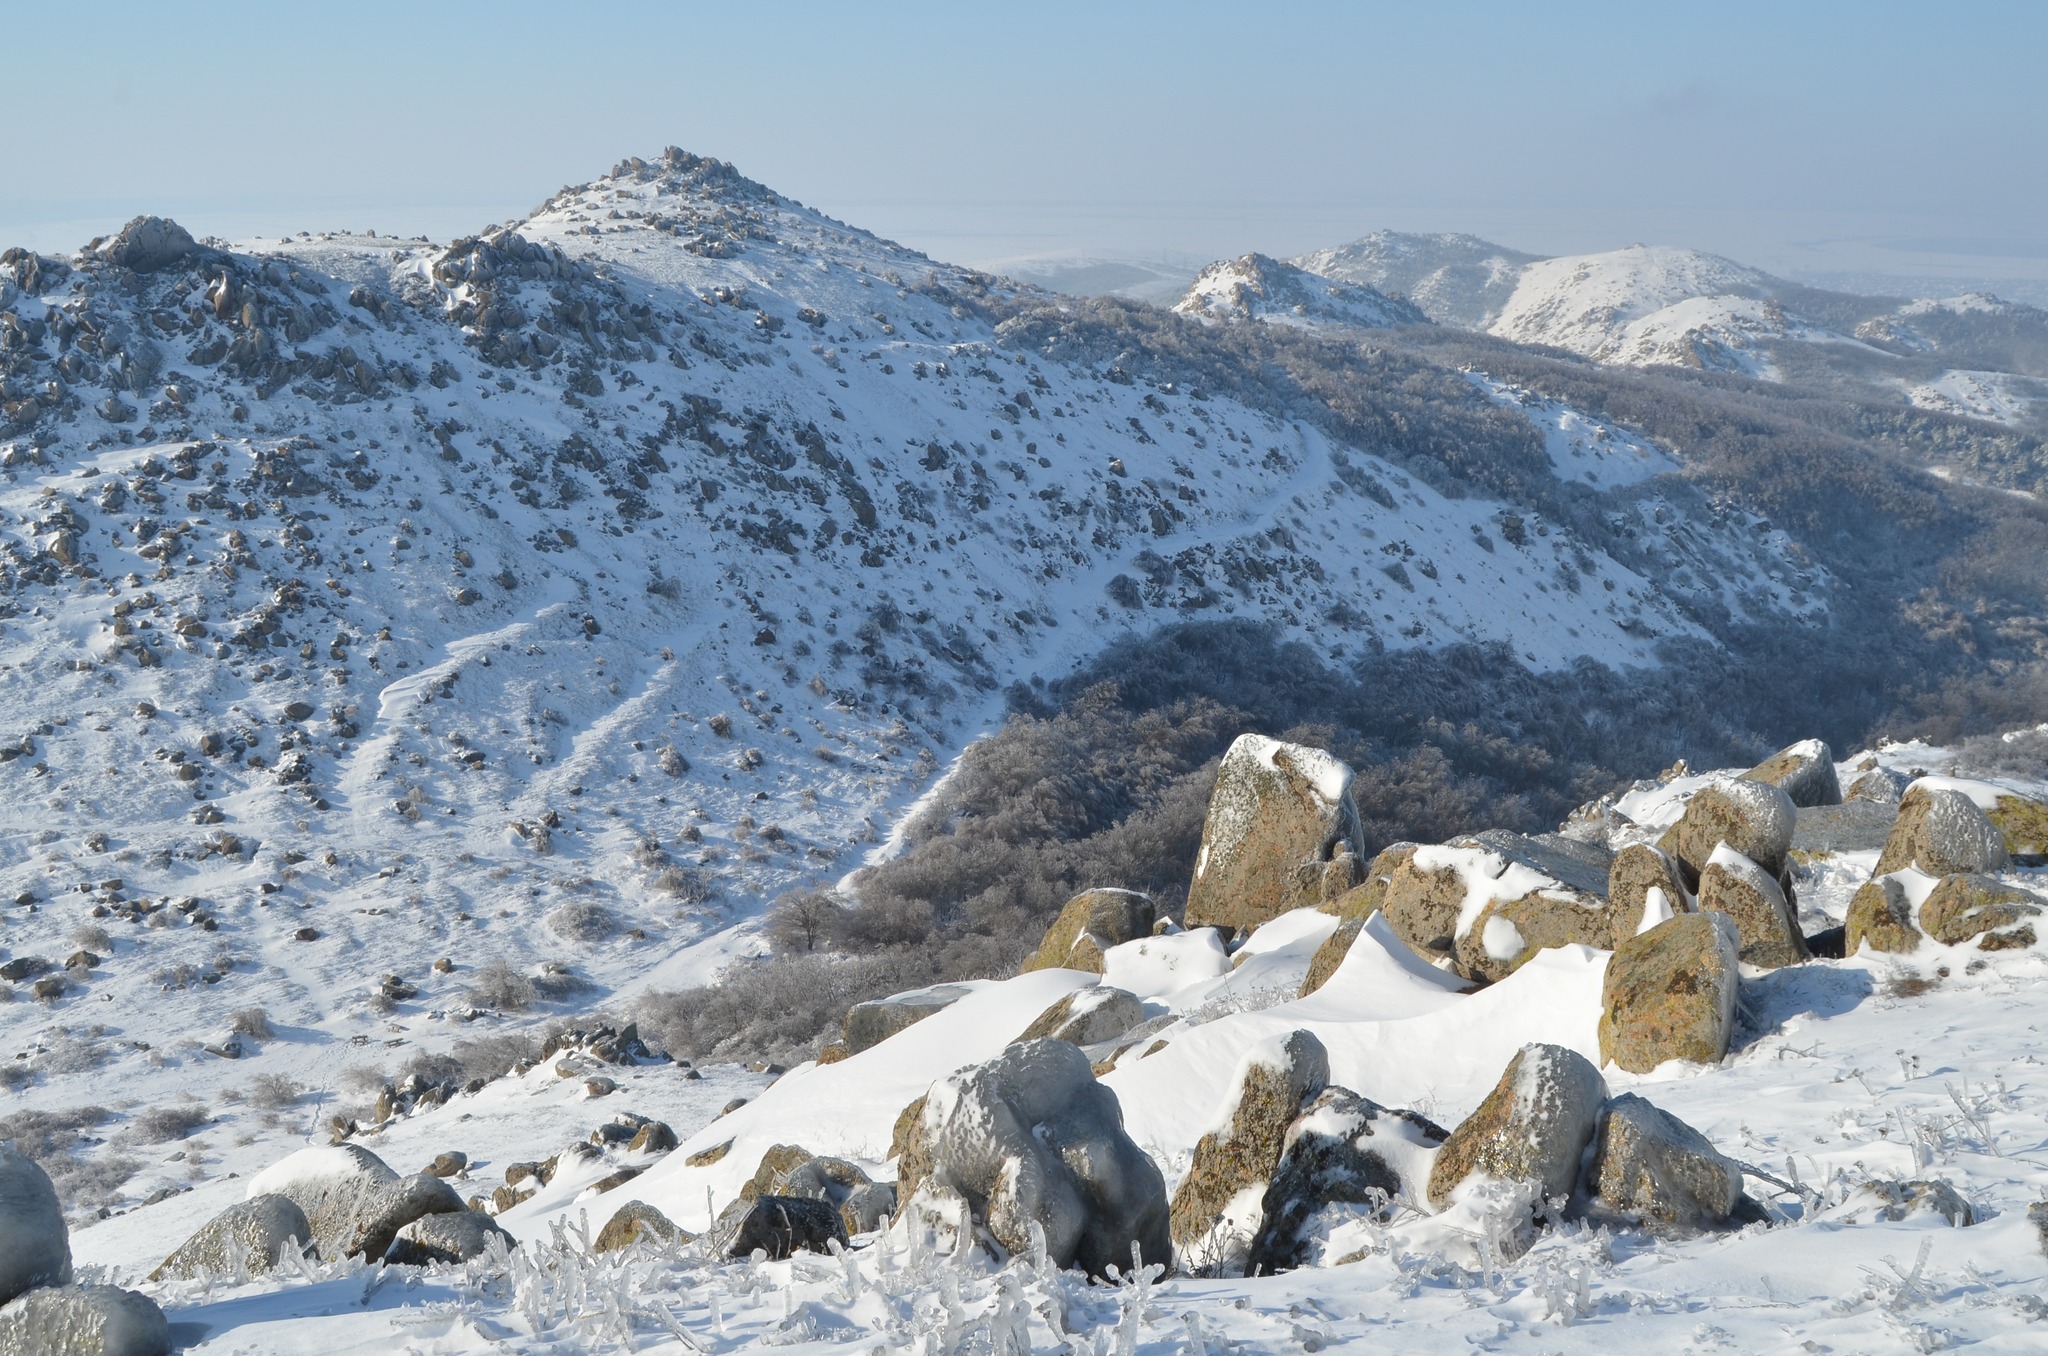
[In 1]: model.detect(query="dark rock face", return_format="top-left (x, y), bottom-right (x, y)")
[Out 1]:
top-left (721, 1195), bottom-right (846, 1260)
top-left (1243, 1087), bottom-right (1446, 1274)
top-left (1427, 1043), bottom-right (1606, 1210)
top-left (0, 1147), bottom-right (72, 1304)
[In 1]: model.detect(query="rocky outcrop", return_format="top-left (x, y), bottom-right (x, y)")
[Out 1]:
top-left (1379, 834), bottom-right (1613, 984)
top-left (841, 984), bottom-right (974, 1055)
top-left (1697, 844), bottom-right (1808, 969)
top-left (1844, 876), bottom-right (1921, 954)
top-left (93, 216), bottom-right (202, 274)
top-left (1021, 889), bottom-right (1156, 973)
top-left (384, 1210), bottom-right (514, 1266)
top-left (1875, 785), bottom-right (2010, 877)
top-left (722, 1196), bottom-right (847, 1260)
top-left (0, 1284), bottom-right (169, 1356)
top-left (1427, 1044), bottom-right (1606, 1210)
top-left (1184, 735), bottom-right (1366, 934)
top-left (1606, 844), bottom-right (1693, 946)
top-left (1015, 986), bottom-right (1147, 1047)
top-left (1169, 1030), bottom-right (1330, 1261)
top-left (247, 1147), bottom-right (462, 1261)
top-left (0, 1147), bottom-right (71, 1304)
top-left (151, 1194), bottom-right (309, 1280)
top-left (1657, 778), bottom-right (1797, 884)
top-left (1741, 739), bottom-right (1841, 808)
top-left (1586, 1094), bottom-right (1743, 1234)
top-left (900, 1039), bottom-right (1169, 1277)
top-left (1242, 1088), bottom-right (1446, 1274)
top-left (1598, 911), bottom-right (1740, 1073)
top-left (1919, 874), bottom-right (2042, 950)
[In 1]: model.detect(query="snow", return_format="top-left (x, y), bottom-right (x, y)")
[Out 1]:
top-left (1466, 374), bottom-right (1682, 489)
top-left (1410, 842), bottom-right (1572, 941)
top-left (1907, 369), bottom-right (2042, 426)
top-left (1102, 930), bottom-right (1233, 1000)
top-left (1174, 254), bottom-right (1429, 331)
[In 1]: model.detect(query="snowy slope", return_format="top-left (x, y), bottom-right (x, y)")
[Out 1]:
top-left (1173, 254), bottom-right (1429, 331)
top-left (1291, 231), bottom-right (1540, 329)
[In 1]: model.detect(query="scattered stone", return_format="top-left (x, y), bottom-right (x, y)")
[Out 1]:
top-left (583, 1077), bottom-right (616, 1098)
top-left (627, 1121), bottom-right (678, 1154)
top-left (1697, 844), bottom-right (1808, 969)
top-left (425, 1152), bottom-right (467, 1179)
top-left (1183, 735), bottom-right (1366, 934)
top-left (1599, 911), bottom-right (1740, 1073)
top-left (683, 1140), bottom-right (731, 1168)
top-left (1606, 844), bottom-right (1693, 946)
top-left (900, 1039), bottom-right (1169, 1277)
top-left (722, 1195), bottom-right (846, 1260)
top-left (0, 1283), bottom-right (169, 1356)
top-left (1657, 778), bottom-right (1797, 884)
top-left (1741, 739), bottom-right (1841, 808)
top-left (1874, 784), bottom-right (2010, 877)
top-left (1841, 1179), bottom-right (1976, 1227)
top-left (1021, 889), bottom-right (1156, 973)
top-left (0, 1146), bottom-right (72, 1303)
top-left (1845, 767), bottom-right (1912, 804)
top-left (1243, 1087), bottom-right (1447, 1274)
top-left (1169, 1030), bottom-right (1329, 1259)
top-left (1014, 985), bottom-right (1146, 1047)
top-left (594, 1200), bottom-right (685, 1254)
top-left (1919, 874), bottom-right (2042, 950)
top-left (841, 983), bottom-right (973, 1055)
top-left (1427, 1043), bottom-right (1607, 1210)
top-left (384, 1210), bottom-right (514, 1266)
top-left (151, 1194), bottom-right (309, 1280)
top-left (778, 1156), bottom-right (897, 1235)
top-left (588, 1166), bottom-right (642, 1195)
top-left (1586, 1094), bottom-right (1743, 1234)
top-left (0, 958), bottom-right (51, 984)
top-left (1845, 876), bottom-right (1921, 954)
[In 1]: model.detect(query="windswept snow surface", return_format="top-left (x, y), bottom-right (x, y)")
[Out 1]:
top-left (1466, 374), bottom-right (1681, 489)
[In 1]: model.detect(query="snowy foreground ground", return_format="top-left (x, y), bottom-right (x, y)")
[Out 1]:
top-left (63, 737), bottom-right (2048, 1352)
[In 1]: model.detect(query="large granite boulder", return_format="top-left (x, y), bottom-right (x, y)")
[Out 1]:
top-left (900, 1039), bottom-right (1168, 1277)
top-left (1380, 834), bottom-right (1613, 984)
top-left (1015, 985), bottom-right (1147, 1048)
top-left (1741, 739), bottom-right (1841, 808)
top-left (1586, 1094), bottom-right (1743, 1234)
top-left (0, 1146), bottom-right (71, 1304)
top-left (1657, 778), bottom-right (1797, 884)
top-left (245, 1146), bottom-right (460, 1261)
top-left (1427, 1044), bottom-right (1606, 1210)
top-left (93, 216), bottom-right (201, 274)
top-left (1169, 1030), bottom-right (1329, 1263)
top-left (1021, 889), bottom-right (1156, 973)
top-left (1844, 876), bottom-right (1921, 954)
top-left (841, 984), bottom-right (973, 1055)
top-left (1242, 1087), bottom-right (1447, 1274)
top-left (1183, 735), bottom-right (1366, 934)
top-left (1985, 791), bottom-right (2048, 860)
top-left (1875, 784), bottom-right (2010, 877)
top-left (1598, 911), bottom-right (1740, 1073)
top-left (1919, 874), bottom-right (2042, 950)
top-left (1606, 844), bottom-right (1693, 947)
top-left (0, 1284), bottom-right (169, 1356)
top-left (384, 1210), bottom-right (514, 1266)
top-left (1697, 845), bottom-right (1808, 969)
top-left (151, 1194), bottom-right (310, 1280)
top-left (722, 1196), bottom-right (846, 1260)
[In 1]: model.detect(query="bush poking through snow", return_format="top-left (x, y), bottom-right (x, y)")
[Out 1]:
top-left (123, 1103), bottom-right (211, 1145)
top-left (467, 961), bottom-right (537, 1012)
top-left (246, 1073), bottom-right (302, 1110)
top-left (229, 1007), bottom-right (275, 1040)
top-left (548, 901), bottom-right (618, 944)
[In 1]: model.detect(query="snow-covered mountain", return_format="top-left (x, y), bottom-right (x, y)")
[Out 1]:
top-left (1292, 231), bottom-right (1540, 329)
top-left (1173, 254), bottom-right (1429, 331)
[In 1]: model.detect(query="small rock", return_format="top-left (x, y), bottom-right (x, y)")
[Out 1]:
top-left (1875, 784), bottom-right (2009, 877)
top-left (425, 1152), bottom-right (467, 1179)
top-left (1599, 911), bottom-right (1740, 1073)
top-left (583, 1077), bottom-right (616, 1098)
top-left (1841, 1178), bottom-right (1976, 1227)
top-left (384, 1210), bottom-right (513, 1265)
top-left (1169, 1030), bottom-right (1329, 1260)
top-left (1696, 844), bottom-right (1808, 969)
top-left (841, 984), bottom-right (973, 1054)
top-left (1183, 734), bottom-right (1366, 935)
top-left (594, 1200), bottom-right (686, 1253)
top-left (1427, 1043), bottom-right (1606, 1210)
top-left (1919, 873), bottom-right (2041, 950)
top-left (1586, 1094), bottom-right (1742, 1234)
top-left (626, 1121), bottom-right (678, 1154)
top-left (1020, 888), bottom-right (1156, 974)
top-left (1606, 844), bottom-right (1693, 947)
top-left (292, 927), bottom-right (319, 943)
top-left (1014, 986), bottom-right (1146, 1047)
top-left (588, 1166), bottom-right (642, 1195)
top-left (1845, 875), bottom-right (1921, 954)
top-left (1741, 739), bottom-right (1841, 808)
top-left (1845, 767), bottom-right (1912, 804)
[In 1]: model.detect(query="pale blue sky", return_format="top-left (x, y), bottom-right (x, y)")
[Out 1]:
top-left (5, 1), bottom-right (2044, 292)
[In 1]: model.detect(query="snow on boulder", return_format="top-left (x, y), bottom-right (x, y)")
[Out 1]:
top-left (1426, 1043), bottom-right (1606, 1210)
top-left (841, 983), bottom-right (975, 1055)
top-left (1243, 1087), bottom-right (1447, 1275)
top-left (1168, 1030), bottom-right (1330, 1267)
top-left (1874, 783), bottom-right (2009, 878)
top-left (1184, 735), bottom-right (1366, 935)
top-left (150, 1194), bottom-right (310, 1281)
top-left (1846, 875), bottom-right (1921, 954)
top-left (247, 1146), bottom-right (461, 1261)
top-left (1380, 837), bottom-right (1612, 984)
top-left (1740, 738), bottom-right (1842, 808)
top-left (593, 1200), bottom-right (683, 1254)
top-left (245, 1143), bottom-right (397, 1204)
top-left (1014, 985), bottom-right (1146, 1048)
top-left (91, 216), bottom-right (201, 274)
top-left (1586, 1094), bottom-right (1744, 1235)
top-left (899, 1039), bottom-right (1169, 1277)
top-left (1020, 889), bottom-right (1156, 974)
top-left (1598, 911), bottom-right (1739, 1073)
top-left (1697, 844), bottom-right (1808, 969)
top-left (1101, 929), bottom-right (1230, 1000)
top-left (0, 1144), bottom-right (71, 1304)
top-left (1606, 843), bottom-right (1694, 946)
top-left (1919, 874), bottom-right (2042, 950)
top-left (1656, 777), bottom-right (1797, 884)
top-left (384, 1210), bottom-right (514, 1266)
top-left (0, 1283), bottom-right (169, 1356)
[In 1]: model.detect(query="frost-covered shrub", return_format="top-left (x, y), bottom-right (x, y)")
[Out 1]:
top-left (229, 1007), bottom-right (274, 1039)
top-left (35, 1028), bottom-right (112, 1075)
top-left (124, 1102), bottom-right (209, 1144)
top-left (72, 925), bottom-right (112, 953)
top-left (466, 961), bottom-right (536, 1012)
top-left (446, 1033), bottom-right (539, 1082)
top-left (246, 1073), bottom-right (301, 1110)
top-left (338, 1065), bottom-right (388, 1096)
top-left (547, 901), bottom-right (616, 943)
